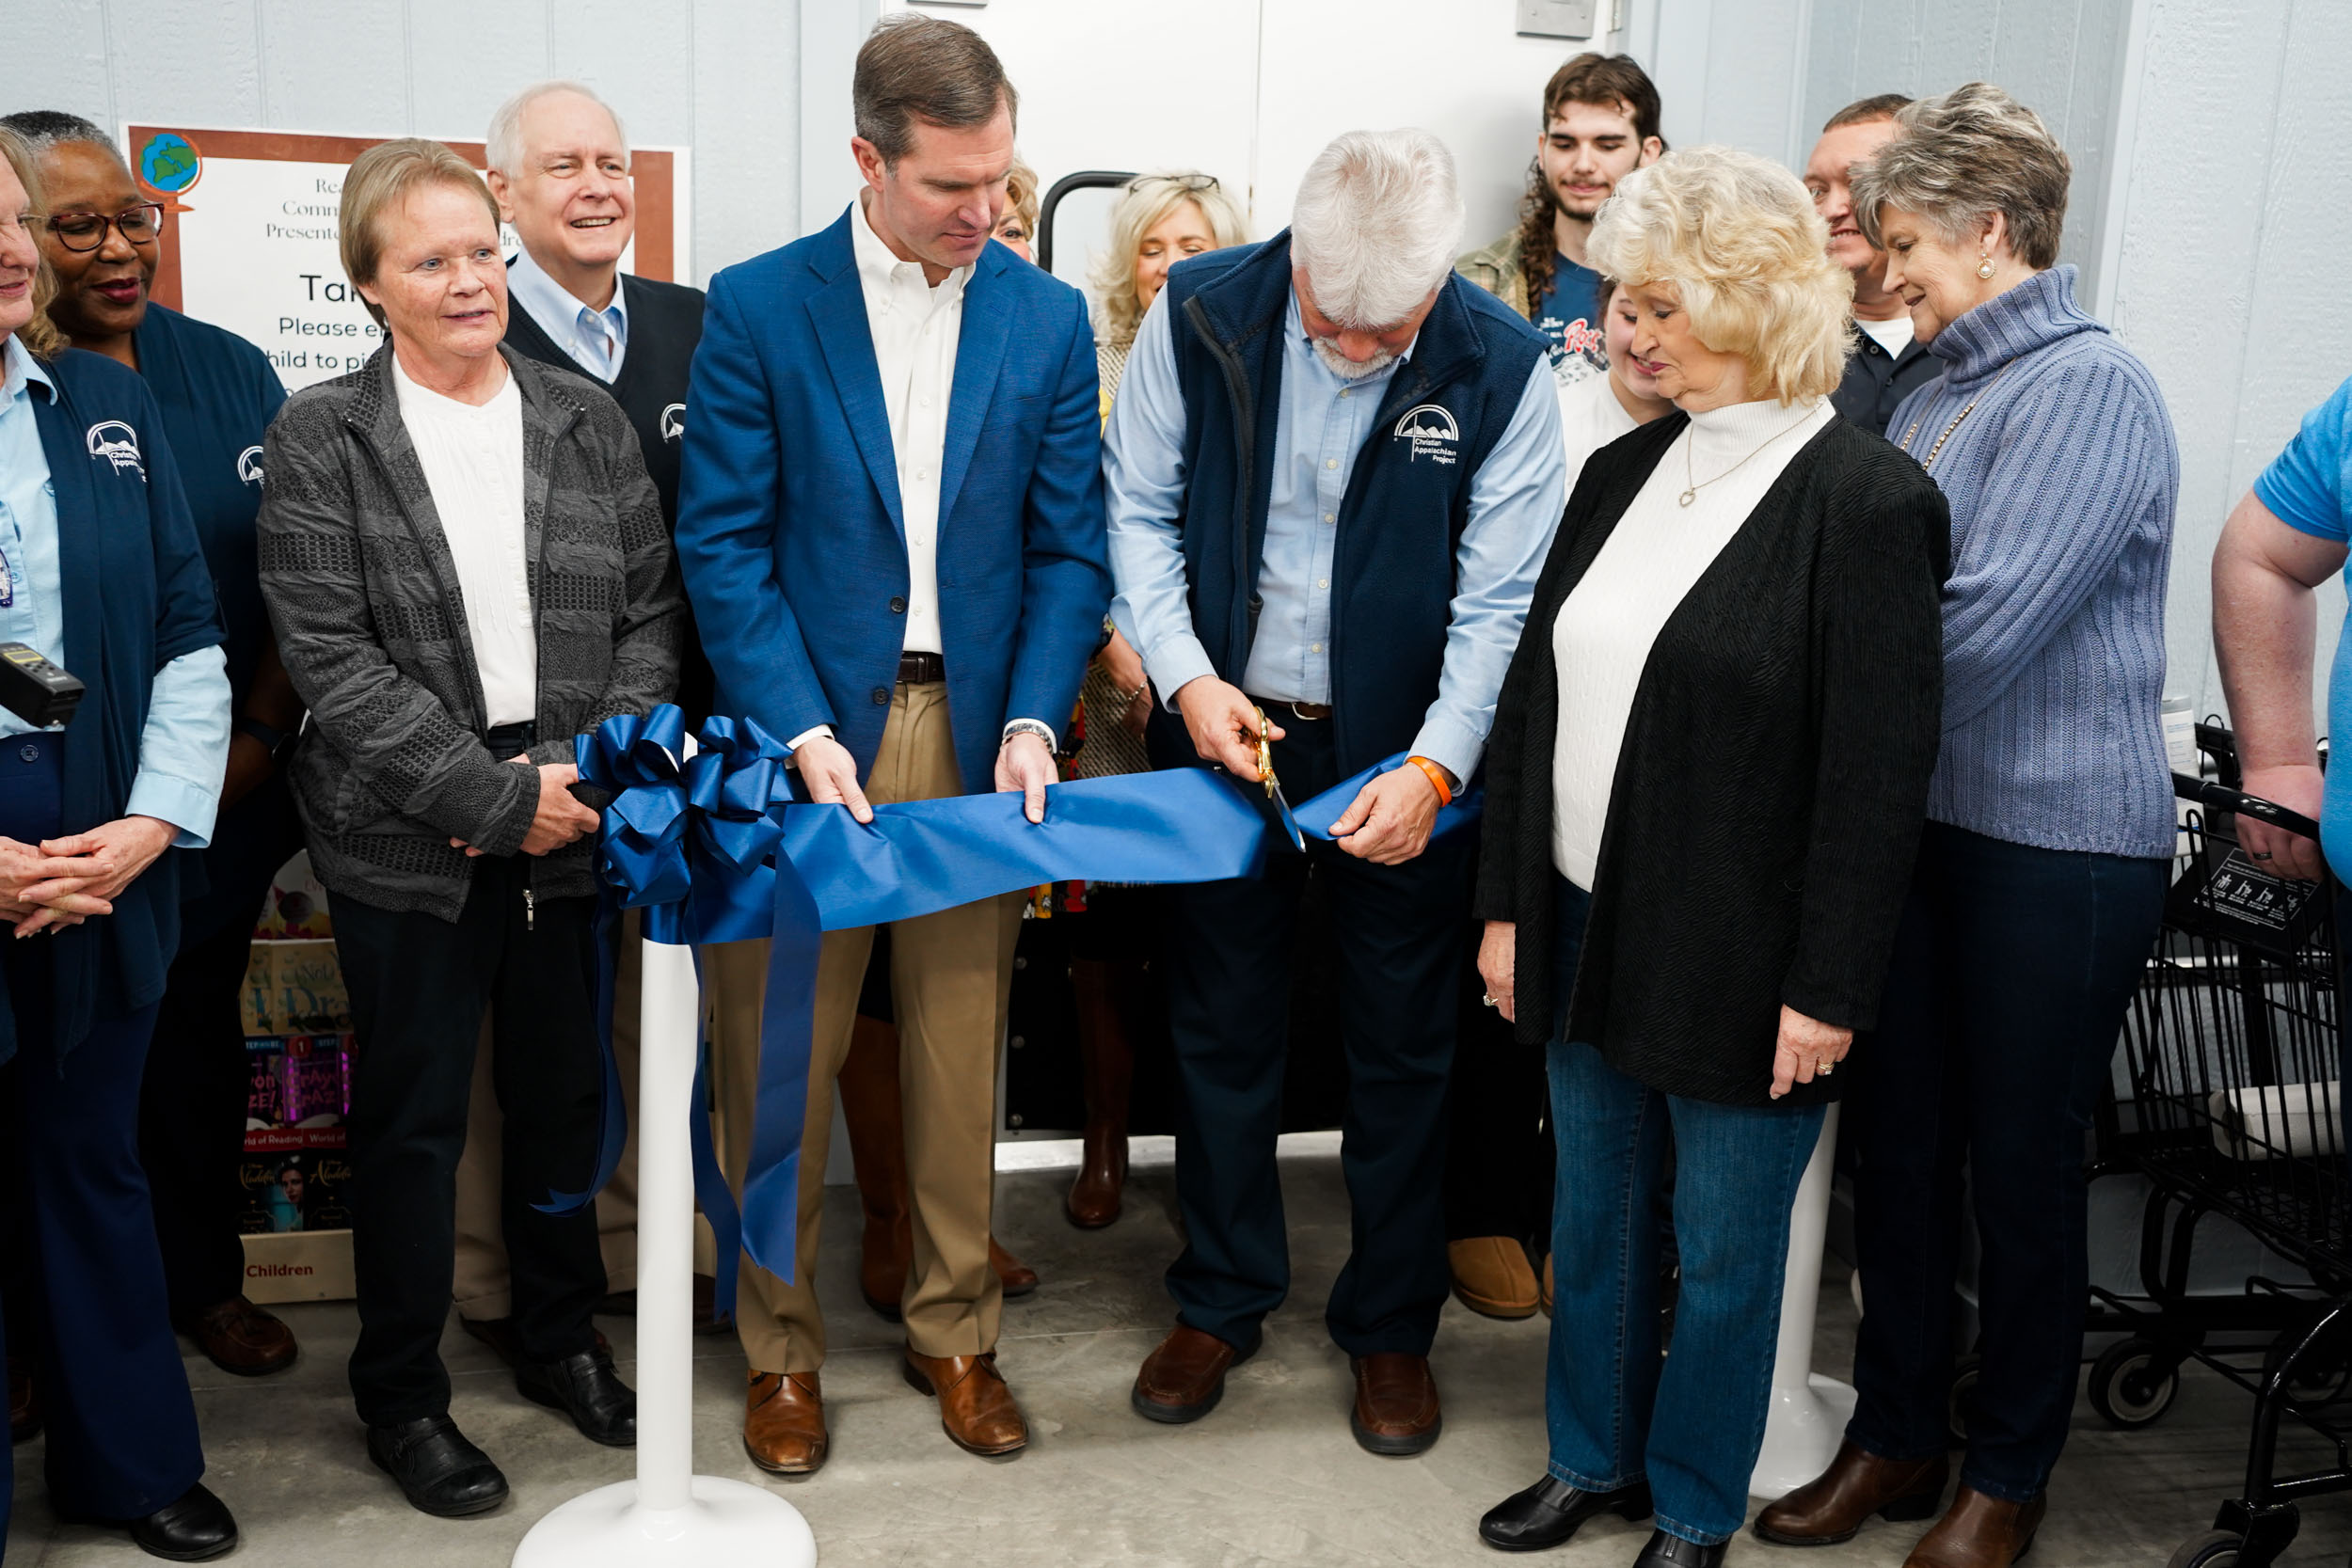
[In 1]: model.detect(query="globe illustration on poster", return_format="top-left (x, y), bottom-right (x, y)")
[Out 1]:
top-left (138, 133), bottom-right (202, 196)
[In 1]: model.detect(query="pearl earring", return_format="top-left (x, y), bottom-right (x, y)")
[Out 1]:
top-left (1977, 254), bottom-right (1996, 280)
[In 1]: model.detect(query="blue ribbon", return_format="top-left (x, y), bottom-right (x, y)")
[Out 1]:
top-left (570, 705), bottom-right (1482, 1303)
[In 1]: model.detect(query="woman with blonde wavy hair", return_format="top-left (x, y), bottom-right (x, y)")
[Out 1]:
top-left (1089, 170), bottom-right (1248, 413)
top-left (1470, 146), bottom-right (1949, 1564)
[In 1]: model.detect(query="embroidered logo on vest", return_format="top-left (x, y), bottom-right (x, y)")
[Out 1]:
top-left (237, 445), bottom-right (265, 486)
top-left (660, 403), bottom-right (685, 443)
top-left (1393, 403), bottom-right (1459, 466)
top-left (86, 420), bottom-right (145, 480)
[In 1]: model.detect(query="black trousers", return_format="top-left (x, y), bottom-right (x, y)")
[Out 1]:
top-left (1847, 822), bottom-right (2167, 1501)
top-left (1162, 715), bottom-right (1470, 1357)
top-left (335, 860), bottom-right (605, 1426)
top-left (1445, 913), bottom-right (1553, 1247)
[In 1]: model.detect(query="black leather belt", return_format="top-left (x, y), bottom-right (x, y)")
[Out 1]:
top-left (1248, 697), bottom-right (1331, 721)
top-left (898, 651), bottom-right (946, 685)
top-left (484, 721), bottom-right (538, 754)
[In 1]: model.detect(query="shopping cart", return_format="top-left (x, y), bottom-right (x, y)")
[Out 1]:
top-left (2089, 723), bottom-right (2352, 1568)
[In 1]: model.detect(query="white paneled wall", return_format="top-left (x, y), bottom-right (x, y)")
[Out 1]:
top-left (4, 0), bottom-right (800, 286)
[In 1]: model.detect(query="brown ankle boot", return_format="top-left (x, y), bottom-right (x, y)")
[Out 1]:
top-left (1066, 957), bottom-right (1135, 1228)
top-left (1756, 1439), bottom-right (1948, 1545)
top-left (1903, 1486), bottom-right (2045, 1568)
top-left (837, 1015), bottom-right (913, 1322)
top-left (990, 1236), bottom-right (1039, 1297)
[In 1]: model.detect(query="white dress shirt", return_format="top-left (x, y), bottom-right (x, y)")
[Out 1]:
top-left (851, 194), bottom-right (962, 657)
top-left (1549, 397), bottom-right (1832, 886)
top-left (392, 356), bottom-right (537, 727)
top-left (506, 245), bottom-right (628, 381)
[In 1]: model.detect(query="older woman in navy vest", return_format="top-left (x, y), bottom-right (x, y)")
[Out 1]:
top-left (0, 126), bottom-right (239, 1562)
top-left (1105, 128), bottom-right (1567, 1454)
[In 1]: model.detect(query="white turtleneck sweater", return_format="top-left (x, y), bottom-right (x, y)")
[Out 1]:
top-left (1550, 396), bottom-right (1834, 886)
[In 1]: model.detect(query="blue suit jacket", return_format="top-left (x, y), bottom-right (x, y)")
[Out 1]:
top-left (675, 209), bottom-right (1109, 794)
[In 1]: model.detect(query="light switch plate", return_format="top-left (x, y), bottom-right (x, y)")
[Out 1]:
top-left (1517, 0), bottom-right (1597, 39)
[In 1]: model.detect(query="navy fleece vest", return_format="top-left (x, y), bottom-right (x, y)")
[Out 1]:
top-left (1162, 232), bottom-right (1547, 774)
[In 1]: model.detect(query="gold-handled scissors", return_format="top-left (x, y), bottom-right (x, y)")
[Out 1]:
top-left (1253, 705), bottom-right (1278, 799)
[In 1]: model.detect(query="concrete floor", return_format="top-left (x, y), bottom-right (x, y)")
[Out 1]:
top-left (9, 1148), bottom-right (2352, 1567)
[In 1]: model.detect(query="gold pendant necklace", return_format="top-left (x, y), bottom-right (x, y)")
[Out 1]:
top-left (1679, 408), bottom-right (1818, 506)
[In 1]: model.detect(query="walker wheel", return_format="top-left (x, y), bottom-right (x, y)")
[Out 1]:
top-left (2089, 1338), bottom-right (2180, 1429)
top-left (2165, 1529), bottom-right (2243, 1568)
top-left (1947, 1353), bottom-right (1980, 1448)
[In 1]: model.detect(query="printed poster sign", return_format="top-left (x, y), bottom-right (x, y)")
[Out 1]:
top-left (123, 125), bottom-right (689, 392)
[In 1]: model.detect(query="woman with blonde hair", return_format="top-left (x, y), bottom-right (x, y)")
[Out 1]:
top-left (1470, 146), bottom-right (1948, 1564)
top-left (1758, 84), bottom-right (2178, 1568)
top-left (1089, 170), bottom-right (1248, 411)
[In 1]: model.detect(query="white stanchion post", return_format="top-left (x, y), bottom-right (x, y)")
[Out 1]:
top-left (513, 934), bottom-right (818, 1566)
top-left (1748, 1102), bottom-right (1857, 1500)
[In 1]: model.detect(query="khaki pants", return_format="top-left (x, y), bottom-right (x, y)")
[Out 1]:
top-left (705, 680), bottom-right (1019, 1374)
top-left (453, 911), bottom-right (642, 1318)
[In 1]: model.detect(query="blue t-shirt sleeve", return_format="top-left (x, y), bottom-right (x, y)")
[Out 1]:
top-left (2254, 374), bottom-right (2352, 542)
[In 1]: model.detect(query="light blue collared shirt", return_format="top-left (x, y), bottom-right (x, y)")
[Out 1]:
top-left (1104, 288), bottom-right (1566, 784)
top-left (0, 337), bottom-right (230, 846)
top-left (507, 245), bottom-right (628, 382)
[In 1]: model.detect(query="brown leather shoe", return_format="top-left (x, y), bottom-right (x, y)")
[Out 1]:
top-left (1350, 1353), bottom-right (1441, 1456)
top-left (1539, 1254), bottom-right (1554, 1318)
top-left (901, 1348), bottom-right (1027, 1457)
top-left (1132, 1323), bottom-right (1249, 1423)
top-left (1904, 1486), bottom-right (2046, 1568)
top-left (990, 1236), bottom-right (1039, 1298)
top-left (742, 1370), bottom-right (826, 1475)
top-left (183, 1295), bottom-right (298, 1377)
top-left (1756, 1439), bottom-right (1949, 1545)
top-left (1449, 1237), bottom-right (1540, 1320)
top-left (1066, 1120), bottom-right (1129, 1228)
top-left (8, 1356), bottom-right (36, 1444)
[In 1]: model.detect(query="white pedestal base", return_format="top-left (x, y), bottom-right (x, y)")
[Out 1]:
top-left (1749, 1103), bottom-right (1853, 1500)
top-left (511, 1477), bottom-right (817, 1568)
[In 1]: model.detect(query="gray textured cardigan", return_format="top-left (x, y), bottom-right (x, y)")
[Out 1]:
top-left (258, 344), bottom-right (683, 921)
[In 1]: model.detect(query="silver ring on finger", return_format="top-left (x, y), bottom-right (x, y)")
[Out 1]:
top-left (1481, 994), bottom-right (1500, 1008)
top-left (2249, 850), bottom-right (2275, 861)
top-left (1815, 1060), bottom-right (1835, 1076)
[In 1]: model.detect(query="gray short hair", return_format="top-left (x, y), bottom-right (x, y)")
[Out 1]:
top-left (487, 81), bottom-right (629, 179)
top-left (1851, 82), bottom-right (2071, 270)
top-left (1290, 129), bottom-right (1465, 331)
top-left (0, 111), bottom-right (121, 163)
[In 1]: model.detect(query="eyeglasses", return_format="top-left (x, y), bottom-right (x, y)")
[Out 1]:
top-left (44, 203), bottom-right (167, 253)
top-left (1133, 172), bottom-right (1220, 194)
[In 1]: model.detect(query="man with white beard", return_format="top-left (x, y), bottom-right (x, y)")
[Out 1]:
top-left (1103, 127), bottom-right (1565, 1455)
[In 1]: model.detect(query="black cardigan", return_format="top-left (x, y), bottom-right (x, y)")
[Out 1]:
top-left (1474, 410), bottom-right (1949, 1108)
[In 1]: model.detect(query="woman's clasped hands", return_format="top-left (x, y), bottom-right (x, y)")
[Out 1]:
top-left (0, 814), bottom-right (181, 936)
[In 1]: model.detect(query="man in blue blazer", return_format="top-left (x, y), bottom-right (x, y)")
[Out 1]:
top-left (675, 14), bottom-right (1107, 1474)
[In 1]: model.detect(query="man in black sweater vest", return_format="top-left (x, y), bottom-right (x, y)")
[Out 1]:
top-left (448, 81), bottom-right (707, 1363)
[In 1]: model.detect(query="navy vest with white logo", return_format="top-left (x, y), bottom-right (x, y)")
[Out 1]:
top-left (1161, 233), bottom-right (1546, 774)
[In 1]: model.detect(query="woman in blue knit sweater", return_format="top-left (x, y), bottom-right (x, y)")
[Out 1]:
top-left (1756, 84), bottom-right (2178, 1568)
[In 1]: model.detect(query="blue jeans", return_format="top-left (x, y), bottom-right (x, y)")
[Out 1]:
top-left (1846, 821), bottom-right (2167, 1500)
top-left (1544, 879), bottom-right (1827, 1546)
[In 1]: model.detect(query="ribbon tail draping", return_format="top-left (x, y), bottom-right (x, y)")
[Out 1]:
top-left (1289, 752), bottom-right (1484, 847)
top-left (687, 945), bottom-right (744, 1313)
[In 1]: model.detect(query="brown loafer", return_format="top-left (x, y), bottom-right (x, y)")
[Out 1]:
top-left (990, 1236), bottom-right (1039, 1299)
top-left (1448, 1237), bottom-right (1540, 1320)
top-left (8, 1356), bottom-right (36, 1444)
top-left (901, 1348), bottom-right (1027, 1457)
top-left (1350, 1353), bottom-right (1441, 1456)
top-left (742, 1370), bottom-right (826, 1475)
top-left (1904, 1486), bottom-right (2046, 1568)
top-left (183, 1295), bottom-right (298, 1377)
top-left (1756, 1439), bottom-right (1948, 1545)
top-left (1132, 1323), bottom-right (1250, 1424)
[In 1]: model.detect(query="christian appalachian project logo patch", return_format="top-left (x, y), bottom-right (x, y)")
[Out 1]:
top-left (237, 445), bottom-right (265, 486)
top-left (1393, 403), bottom-right (1459, 466)
top-left (660, 403), bottom-right (686, 442)
top-left (86, 420), bottom-right (146, 480)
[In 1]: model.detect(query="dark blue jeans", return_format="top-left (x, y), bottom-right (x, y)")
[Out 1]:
top-left (1846, 821), bottom-right (2167, 1500)
top-left (1544, 879), bottom-right (1827, 1546)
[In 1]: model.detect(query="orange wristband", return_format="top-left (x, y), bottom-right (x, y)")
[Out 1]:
top-left (1405, 754), bottom-right (1454, 807)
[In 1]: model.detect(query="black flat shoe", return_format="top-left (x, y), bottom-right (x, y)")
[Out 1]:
top-left (366, 1415), bottom-right (509, 1517)
top-left (517, 1347), bottom-right (638, 1447)
top-left (1631, 1528), bottom-right (1728, 1566)
top-left (117, 1482), bottom-right (238, 1562)
top-left (1479, 1474), bottom-right (1655, 1551)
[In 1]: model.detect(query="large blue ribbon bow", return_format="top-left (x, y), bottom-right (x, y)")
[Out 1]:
top-left (567, 704), bottom-right (1482, 1302)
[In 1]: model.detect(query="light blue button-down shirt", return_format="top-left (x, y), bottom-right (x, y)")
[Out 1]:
top-left (1104, 288), bottom-right (1565, 784)
top-left (0, 337), bottom-right (230, 845)
top-left (507, 245), bottom-right (628, 381)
